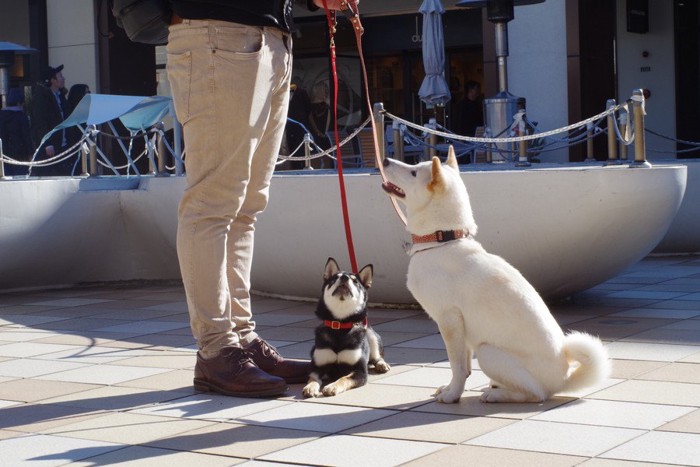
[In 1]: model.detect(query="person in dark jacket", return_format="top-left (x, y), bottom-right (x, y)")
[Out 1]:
top-left (30, 65), bottom-right (72, 176)
top-left (167, 0), bottom-right (348, 398)
top-left (0, 87), bottom-right (34, 176)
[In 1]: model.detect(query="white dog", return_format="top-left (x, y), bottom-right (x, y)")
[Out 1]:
top-left (381, 148), bottom-right (610, 403)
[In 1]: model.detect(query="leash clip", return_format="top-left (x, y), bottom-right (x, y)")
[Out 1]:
top-left (341, 0), bottom-right (364, 34)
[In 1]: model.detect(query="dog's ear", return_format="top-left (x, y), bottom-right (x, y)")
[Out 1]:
top-left (357, 264), bottom-right (373, 289)
top-left (429, 156), bottom-right (445, 193)
top-left (446, 146), bottom-right (459, 170)
top-left (324, 257), bottom-right (340, 280)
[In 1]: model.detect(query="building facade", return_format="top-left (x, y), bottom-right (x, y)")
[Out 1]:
top-left (0, 0), bottom-right (697, 162)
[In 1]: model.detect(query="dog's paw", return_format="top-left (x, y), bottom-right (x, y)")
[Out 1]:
top-left (374, 359), bottom-right (391, 374)
top-left (433, 384), bottom-right (461, 404)
top-left (302, 382), bottom-right (322, 398)
top-left (322, 383), bottom-right (344, 397)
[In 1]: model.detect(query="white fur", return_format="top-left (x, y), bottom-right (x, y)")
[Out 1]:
top-left (382, 149), bottom-right (610, 403)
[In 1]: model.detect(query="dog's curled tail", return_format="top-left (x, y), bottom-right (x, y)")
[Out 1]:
top-left (562, 331), bottom-right (611, 393)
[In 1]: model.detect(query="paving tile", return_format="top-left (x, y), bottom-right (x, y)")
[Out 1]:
top-left (300, 382), bottom-right (434, 410)
top-left (0, 341), bottom-right (79, 357)
top-left (600, 431), bottom-right (700, 466)
top-left (43, 412), bottom-right (217, 444)
top-left (37, 364), bottom-right (172, 385)
top-left (372, 317), bottom-right (439, 334)
top-left (27, 297), bottom-right (115, 307)
top-left (147, 421), bottom-right (321, 458)
top-left (259, 434), bottom-right (446, 466)
top-left (392, 333), bottom-right (446, 349)
top-left (116, 368), bottom-right (195, 391)
top-left (34, 346), bottom-right (158, 364)
top-left (343, 411), bottom-right (515, 443)
top-left (40, 386), bottom-right (192, 411)
top-left (0, 357), bottom-right (90, 378)
top-left (383, 346), bottom-right (448, 365)
top-left (636, 361), bottom-right (700, 384)
top-left (658, 408), bottom-right (700, 434)
top-left (530, 398), bottom-right (695, 429)
top-left (465, 420), bottom-right (643, 457)
top-left (239, 401), bottom-right (397, 433)
top-left (0, 378), bottom-right (100, 403)
top-left (611, 307), bottom-right (700, 319)
top-left (131, 393), bottom-right (293, 421)
top-left (608, 359), bottom-right (666, 379)
top-left (93, 320), bottom-right (189, 334)
top-left (109, 352), bottom-right (195, 369)
top-left (0, 434), bottom-right (122, 465)
top-left (402, 444), bottom-right (585, 467)
top-left (70, 445), bottom-right (241, 466)
top-left (0, 314), bottom-right (69, 327)
top-left (603, 340), bottom-right (700, 361)
top-left (589, 379), bottom-right (700, 406)
top-left (373, 366), bottom-right (491, 391)
top-left (0, 403), bottom-right (104, 432)
top-left (578, 459), bottom-right (671, 467)
top-left (413, 392), bottom-right (574, 419)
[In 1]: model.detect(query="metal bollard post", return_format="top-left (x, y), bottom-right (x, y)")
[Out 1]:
top-left (88, 141), bottom-right (97, 176)
top-left (631, 89), bottom-right (650, 167)
top-left (585, 122), bottom-right (596, 162)
top-left (157, 130), bottom-right (167, 176)
top-left (485, 127), bottom-right (492, 163)
top-left (428, 118), bottom-right (437, 160)
top-left (373, 102), bottom-right (386, 163)
top-left (0, 139), bottom-right (5, 178)
top-left (619, 113), bottom-right (628, 160)
top-left (303, 132), bottom-right (313, 170)
top-left (392, 120), bottom-right (404, 162)
top-left (515, 119), bottom-right (530, 167)
top-left (605, 99), bottom-right (621, 165)
top-left (81, 143), bottom-right (89, 176)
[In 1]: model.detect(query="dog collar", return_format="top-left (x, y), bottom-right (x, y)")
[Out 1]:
top-left (324, 316), bottom-right (368, 330)
top-left (411, 229), bottom-right (469, 244)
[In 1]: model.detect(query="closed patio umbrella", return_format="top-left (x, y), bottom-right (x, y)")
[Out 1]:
top-left (417, 0), bottom-right (451, 108)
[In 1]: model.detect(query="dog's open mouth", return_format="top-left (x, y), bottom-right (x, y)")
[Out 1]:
top-left (382, 181), bottom-right (405, 198)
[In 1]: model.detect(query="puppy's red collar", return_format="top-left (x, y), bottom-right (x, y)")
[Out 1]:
top-left (411, 229), bottom-right (469, 244)
top-left (324, 317), bottom-right (368, 330)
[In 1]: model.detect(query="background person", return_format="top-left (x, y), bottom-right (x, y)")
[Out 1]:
top-left (31, 65), bottom-right (71, 175)
top-left (0, 87), bottom-right (34, 176)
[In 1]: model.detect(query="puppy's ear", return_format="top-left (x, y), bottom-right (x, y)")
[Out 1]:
top-left (429, 156), bottom-right (445, 193)
top-left (446, 146), bottom-right (458, 170)
top-left (324, 257), bottom-right (340, 280)
top-left (357, 264), bottom-right (373, 289)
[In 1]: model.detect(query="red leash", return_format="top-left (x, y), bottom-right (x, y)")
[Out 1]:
top-left (320, 0), bottom-right (407, 273)
top-left (321, 1), bottom-right (358, 273)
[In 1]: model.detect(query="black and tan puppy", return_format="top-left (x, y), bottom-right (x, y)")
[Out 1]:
top-left (302, 257), bottom-right (391, 398)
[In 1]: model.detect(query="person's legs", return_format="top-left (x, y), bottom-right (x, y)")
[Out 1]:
top-left (167, 20), bottom-right (307, 394)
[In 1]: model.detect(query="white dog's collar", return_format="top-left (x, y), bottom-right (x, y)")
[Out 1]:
top-left (411, 229), bottom-right (469, 244)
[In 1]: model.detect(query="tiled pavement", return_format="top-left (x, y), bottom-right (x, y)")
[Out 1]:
top-left (0, 255), bottom-right (699, 466)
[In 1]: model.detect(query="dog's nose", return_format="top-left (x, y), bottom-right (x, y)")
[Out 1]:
top-left (383, 158), bottom-right (391, 167)
top-left (339, 275), bottom-right (349, 283)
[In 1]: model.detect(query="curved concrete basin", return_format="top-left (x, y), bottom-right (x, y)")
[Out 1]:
top-left (0, 163), bottom-right (687, 304)
top-left (653, 159), bottom-right (700, 254)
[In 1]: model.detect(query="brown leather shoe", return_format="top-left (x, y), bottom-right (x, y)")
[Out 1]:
top-left (194, 346), bottom-right (287, 397)
top-left (245, 337), bottom-right (311, 384)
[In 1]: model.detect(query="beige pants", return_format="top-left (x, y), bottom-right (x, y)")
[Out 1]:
top-left (167, 20), bottom-right (292, 357)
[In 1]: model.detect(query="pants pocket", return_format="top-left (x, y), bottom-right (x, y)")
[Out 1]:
top-left (166, 50), bottom-right (192, 123)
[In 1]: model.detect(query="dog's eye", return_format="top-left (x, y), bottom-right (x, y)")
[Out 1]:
top-left (410, 170), bottom-right (417, 177)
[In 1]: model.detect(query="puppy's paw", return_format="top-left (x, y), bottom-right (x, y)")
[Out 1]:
top-left (433, 384), bottom-right (461, 404)
top-left (374, 359), bottom-right (391, 374)
top-left (322, 383), bottom-right (344, 397)
top-left (302, 381), bottom-right (322, 398)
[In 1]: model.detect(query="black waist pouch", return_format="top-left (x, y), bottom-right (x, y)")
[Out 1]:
top-left (112, 0), bottom-right (172, 45)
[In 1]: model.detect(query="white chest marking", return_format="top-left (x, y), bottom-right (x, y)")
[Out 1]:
top-left (313, 347), bottom-right (363, 366)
